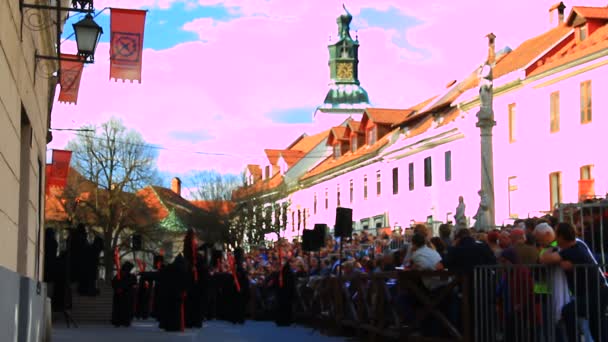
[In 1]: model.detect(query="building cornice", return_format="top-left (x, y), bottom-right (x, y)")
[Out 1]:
top-left (382, 128), bottom-right (462, 161)
top-left (526, 51), bottom-right (608, 89)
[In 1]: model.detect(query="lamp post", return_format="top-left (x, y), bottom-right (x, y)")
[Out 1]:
top-left (21, 0), bottom-right (103, 65)
top-left (475, 33), bottom-right (497, 230)
top-left (73, 14), bottom-right (103, 62)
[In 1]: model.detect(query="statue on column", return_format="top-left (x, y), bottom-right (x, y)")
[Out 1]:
top-left (454, 196), bottom-right (467, 229)
top-left (477, 62), bottom-right (494, 121)
top-left (473, 190), bottom-right (490, 232)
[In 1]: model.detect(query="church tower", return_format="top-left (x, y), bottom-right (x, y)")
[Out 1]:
top-left (314, 5), bottom-right (370, 125)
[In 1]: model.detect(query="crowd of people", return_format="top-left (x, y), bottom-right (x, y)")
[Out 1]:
top-left (43, 200), bottom-right (608, 341)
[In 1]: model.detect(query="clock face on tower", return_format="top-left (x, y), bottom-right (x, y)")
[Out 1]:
top-left (337, 62), bottom-right (353, 79)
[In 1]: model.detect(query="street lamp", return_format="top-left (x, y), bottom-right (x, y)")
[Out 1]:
top-left (73, 14), bottom-right (103, 62)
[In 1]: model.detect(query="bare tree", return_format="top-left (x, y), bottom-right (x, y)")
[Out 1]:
top-left (191, 170), bottom-right (241, 201)
top-left (66, 117), bottom-right (160, 280)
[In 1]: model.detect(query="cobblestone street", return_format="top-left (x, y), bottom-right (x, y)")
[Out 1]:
top-left (52, 320), bottom-right (348, 342)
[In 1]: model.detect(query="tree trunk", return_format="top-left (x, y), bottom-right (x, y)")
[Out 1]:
top-left (103, 229), bottom-right (113, 284)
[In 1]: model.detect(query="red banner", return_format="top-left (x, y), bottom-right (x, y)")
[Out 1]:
top-left (57, 54), bottom-right (84, 104)
top-left (110, 8), bottom-right (147, 83)
top-left (46, 150), bottom-right (72, 190)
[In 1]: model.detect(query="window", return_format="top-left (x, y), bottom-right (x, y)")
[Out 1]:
top-left (508, 176), bottom-right (518, 219)
top-left (367, 126), bottom-right (377, 145)
top-left (424, 157), bottom-right (432, 187)
top-left (376, 170), bottom-right (381, 196)
top-left (337, 184), bottom-right (341, 206)
top-left (351, 136), bottom-right (357, 153)
top-left (408, 162), bottom-right (414, 191)
top-left (444, 151), bottom-right (452, 182)
top-left (580, 80), bottom-right (592, 124)
top-left (580, 25), bottom-right (588, 41)
top-left (363, 175), bottom-right (368, 200)
top-left (549, 172), bottom-right (562, 209)
top-left (264, 165), bottom-right (270, 179)
top-left (550, 91), bottom-right (560, 133)
top-left (579, 165), bottom-right (595, 200)
top-left (325, 188), bottom-right (329, 209)
top-left (349, 179), bottom-right (354, 203)
top-left (333, 143), bottom-right (341, 158)
top-left (580, 165), bottom-right (593, 180)
top-left (508, 103), bottom-right (516, 143)
top-left (392, 167), bottom-right (399, 195)
top-left (313, 193), bottom-right (317, 214)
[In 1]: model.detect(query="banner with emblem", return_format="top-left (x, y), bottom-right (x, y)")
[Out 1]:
top-left (110, 8), bottom-right (147, 83)
top-left (46, 150), bottom-right (72, 191)
top-left (57, 54), bottom-right (84, 104)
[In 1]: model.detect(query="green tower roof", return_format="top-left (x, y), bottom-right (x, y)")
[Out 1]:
top-left (320, 5), bottom-right (370, 113)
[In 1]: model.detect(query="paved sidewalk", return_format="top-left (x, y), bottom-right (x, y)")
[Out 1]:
top-left (53, 320), bottom-right (348, 342)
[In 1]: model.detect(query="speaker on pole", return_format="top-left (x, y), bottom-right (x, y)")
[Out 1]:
top-left (334, 207), bottom-right (353, 238)
top-left (302, 229), bottom-right (315, 252)
top-left (313, 224), bottom-right (327, 249)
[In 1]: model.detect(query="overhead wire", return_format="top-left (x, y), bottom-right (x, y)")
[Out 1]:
top-left (47, 129), bottom-right (342, 160)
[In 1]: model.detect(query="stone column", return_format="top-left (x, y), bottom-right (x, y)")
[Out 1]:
top-left (476, 33), bottom-right (497, 230)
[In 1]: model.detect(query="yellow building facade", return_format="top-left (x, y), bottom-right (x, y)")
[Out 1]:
top-left (1, 0), bottom-right (68, 340)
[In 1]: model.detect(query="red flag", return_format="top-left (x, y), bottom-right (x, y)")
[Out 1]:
top-left (114, 247), bottom-right (121, 280)
top-left (228, 255), bottom-right (241, 292)
top-left (110, 8), bottom-right (147, 83)
top-left (45, 164), bottom-right (53, 195)
top-left (57, 54), bottom-right (84, 104)
top-left (47, 150), bottom-right (72, 190)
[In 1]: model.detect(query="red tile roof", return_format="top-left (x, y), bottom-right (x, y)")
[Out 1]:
top-left (529, 22), bottom-right (608, 76)
top-left (280, 149), bottom-right (306, 167)
top-left (346, 120), bottom-right (362, 134)
top-left (364, 108), bottom-right (415, 126)
top-left (568, 6), bottom-right (608, 24)
top-left (327, 126), bottom-right (349, 145)
top-left (247, 164), bottom-right (262, 179)
top-left (137, 186), bottom-right (212, 230)
top-left (289, 129), bottom-right (330, 153)
top-left (232, 173), bottom-right (285, 200)
top-left (264, 149), bottom-right (282, 165)
top-left (191, 200), bottom-right (235, 216)
top-left (301, 130), bottom-right (394, 181)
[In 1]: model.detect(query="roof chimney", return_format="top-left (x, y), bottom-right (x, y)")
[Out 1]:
top-left (486, 33), bottom-right (496, 65)
top-left (171, 177), bottom-right (182, 197)
top-left (549, 2), bottom-right (566, 27)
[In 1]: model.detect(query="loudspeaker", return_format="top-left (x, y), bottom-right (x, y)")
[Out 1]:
top-left (302, 229), bottom-right (315, 252)
top-left (313, 224), bottom-right (327, 249)
top-left (334, 207), bottom-right (353, 238)
top-left (131, 234), bottom-right (142, 251)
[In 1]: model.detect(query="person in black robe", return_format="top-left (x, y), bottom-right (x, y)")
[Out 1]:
top-left (111, 261), bottom-right (137, 327)
top-left (150, 254), bottom-right (164, 321)
top-left (70, 224), bottom-right (88, 290)
top-left (232, 248), bottom-right (250, 325)
top-left (183, 230), bottom-right (204, 328)
top-left (135, 274), bottom-right (152, 320)
top-left (159, 254), bottom-right (188, 332)
top-left (80, 234), bottom-right (103, 296)
top-left (44, 228), bottom-right (58, 284)
top-left (51, 250), bottom-right (71, 313)
top-left (275, 259), bottom-right (296, 327)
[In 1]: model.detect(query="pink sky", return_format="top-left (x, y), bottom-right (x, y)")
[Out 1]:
top-left (48, 0), bottom-right (607, 177)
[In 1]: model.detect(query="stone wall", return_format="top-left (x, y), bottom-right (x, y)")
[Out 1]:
top-left (0, 266), bottom-right (49, 342)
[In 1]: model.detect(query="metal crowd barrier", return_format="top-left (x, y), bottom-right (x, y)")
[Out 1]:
top-left (474, 263), bottom-right (608, 342)
top-left (558, 200), bottom-right (608, 265)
